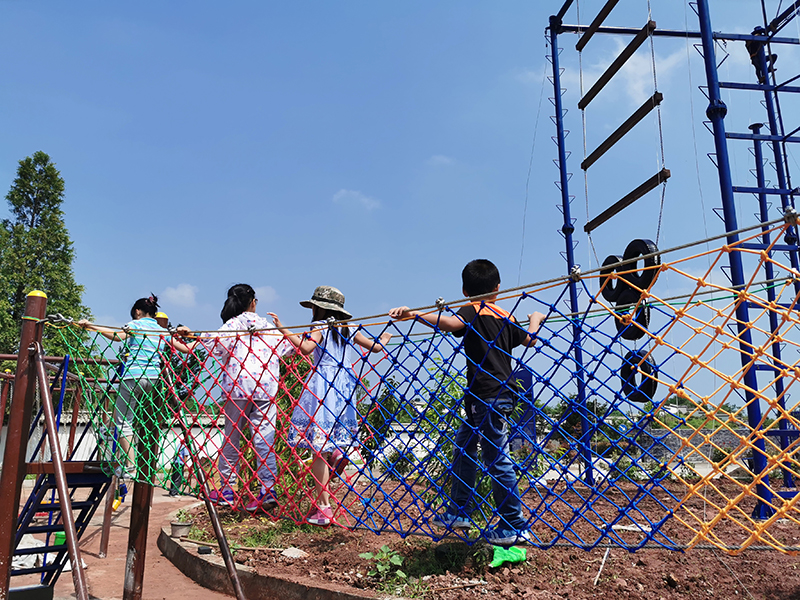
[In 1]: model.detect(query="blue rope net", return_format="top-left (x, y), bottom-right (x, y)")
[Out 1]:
top-left (53, 227), bottom-right (800, 554)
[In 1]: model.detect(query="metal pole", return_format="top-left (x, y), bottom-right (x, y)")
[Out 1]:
top-left (750, 123), bottom-right (795, 489)
top-left (696, 0), bottom-right (774, 518)
top-left (549, 13), bottom-right (594, 484)
top-left (162, 360), bottom-right (247, 600)
top-left (749, 34), bottom-right (800, 291)
top-left (0, 291), bottom-right (47, 599)
top-left (34, 344), bottom-right (90, 600)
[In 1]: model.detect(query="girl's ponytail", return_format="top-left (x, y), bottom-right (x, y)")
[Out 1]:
top-left (130, 294), bottom-right (159, 319)
top-left (220, 284), bottom-right (256, 323)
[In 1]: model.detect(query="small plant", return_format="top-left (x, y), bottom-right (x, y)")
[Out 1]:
top-left (711, 446), bottom-right (732, 465)
top-left (174, 508), bottom-right (193, 523)
top-left (359, 544), bottom-right (407, 582)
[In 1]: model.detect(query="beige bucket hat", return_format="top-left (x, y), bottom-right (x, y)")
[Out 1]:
top-left (299, 285), bottom-right (352, 320)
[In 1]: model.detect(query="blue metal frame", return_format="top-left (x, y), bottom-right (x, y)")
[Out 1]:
top-left (696, 0), bottom-right (786, 518)
top-left (750, 123), bottom-right (797, 489)
top-left (552, 0), bottom-right (800, 515)
top-left (548, 13), bottom-right (594, 485)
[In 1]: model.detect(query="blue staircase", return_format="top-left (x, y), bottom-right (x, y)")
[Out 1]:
top-left (11, 468), bottom-right (111, 591)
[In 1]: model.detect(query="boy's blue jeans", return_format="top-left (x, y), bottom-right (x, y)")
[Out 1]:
top-left (446, 395), bottom-right (526, 530)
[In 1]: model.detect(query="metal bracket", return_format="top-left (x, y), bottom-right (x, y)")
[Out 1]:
top-left (45, 313), bottom-right (73, 324)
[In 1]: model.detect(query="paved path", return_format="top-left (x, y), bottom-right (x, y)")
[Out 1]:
top-left (14, 484), bottom-right (231, 600)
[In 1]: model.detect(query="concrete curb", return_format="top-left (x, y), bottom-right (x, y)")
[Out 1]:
top-left (157, 523), bottom-right (375, 600)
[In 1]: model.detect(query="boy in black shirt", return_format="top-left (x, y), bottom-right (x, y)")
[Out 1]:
top-left (389, 259), bottom-right (545, 546)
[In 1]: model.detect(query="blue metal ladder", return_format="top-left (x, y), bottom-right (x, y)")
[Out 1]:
top-left (11, 468), bottom-right (112, 598)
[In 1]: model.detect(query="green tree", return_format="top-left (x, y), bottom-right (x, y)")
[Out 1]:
top-left (0, 151), bottom-right (90, 356)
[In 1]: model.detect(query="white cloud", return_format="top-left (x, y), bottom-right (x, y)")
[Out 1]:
top-left (332, 189), bottom-right (381, 211)
top-left (513, 66), bottom-right (546, 86)
top-left (254, 286), bottom-right (278, 305)
top-left (427, 154), bottom-right (455, 166)
top-left (561, 40), bottom-right (686, 107)
top-left (619, 42), bottom-right (685, 106)
top-left (162, 283), bottom-right (198, 308)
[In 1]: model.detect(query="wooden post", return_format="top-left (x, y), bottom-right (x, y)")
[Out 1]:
top-left (67, 382), bottom-right (80, 457)
top-left (99, 474), bottom-right (117, 559)
top-left (123, 387), bottom-right (158, 600)
top-left (123, 480), bottom-right (153, 600)
top-left (0, 291), bottom-right (47, 599)
top-left (0, 372), bottom-right (11, 428)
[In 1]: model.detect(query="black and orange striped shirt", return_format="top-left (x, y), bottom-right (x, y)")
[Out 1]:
top-left (453, 302), bottom-right (528, 401)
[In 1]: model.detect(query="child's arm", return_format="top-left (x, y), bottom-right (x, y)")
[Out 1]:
top-left (167, 336), bottom-right (195, 354)
top-left (388, 307), bottom-right (465, 333)
top-left (352, 330), bottom-right (392, 353)
top-left (173, 326), bottom-right (201, 352)
top-left (268, 313), bottom-right (323, 355)
top-left (522, 311), bottom-right (547, 347)
top-left (78, 319), bottom-right (128, 342)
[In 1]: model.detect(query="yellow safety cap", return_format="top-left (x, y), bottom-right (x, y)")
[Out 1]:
top-left (27, 290), bottom-right (47, 298)
top-left (155, 312), bottom-right (168, 319)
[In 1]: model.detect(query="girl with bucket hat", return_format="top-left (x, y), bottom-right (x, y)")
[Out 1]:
top-left (269, 285), bottom-right (391, 526)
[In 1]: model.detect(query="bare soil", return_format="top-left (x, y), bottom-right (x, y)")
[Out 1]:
top-left (186, 478), bottom-right (800, 600)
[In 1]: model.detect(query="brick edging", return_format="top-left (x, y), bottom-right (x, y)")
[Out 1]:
top-left (157, 522), bottom-right (375, 600)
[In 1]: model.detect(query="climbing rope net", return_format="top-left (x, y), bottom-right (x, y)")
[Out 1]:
top-left (51, 221), bottom-right (800, 555)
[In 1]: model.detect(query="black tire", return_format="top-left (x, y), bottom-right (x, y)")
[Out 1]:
top-left (620, 239), bottom-right (660, 291)
top-left (599, 254), bottom-right (626, 302)
top-left (614, 288), bottom-right (650, 340)
top-left (620, 349), bottom-right (658, 404)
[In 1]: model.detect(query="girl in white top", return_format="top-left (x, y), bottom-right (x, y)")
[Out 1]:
top-left (182, 284), bottom-right (294, 512)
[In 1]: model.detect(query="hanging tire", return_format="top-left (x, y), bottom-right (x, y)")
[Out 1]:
top-left (620, 239), bottom-right (660, 291)
top-left (621, 349), bottom-right (658, 404)
top-left (614, 288), bottom-right (650, 340)
top-left (599, 254), bottom-right (626, 302)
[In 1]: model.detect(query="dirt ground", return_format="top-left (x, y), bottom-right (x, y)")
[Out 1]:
top-left (13, 481), bottom-right (229, 600)
top-left (184, 478), bottom-right (800, 600)
top-left (14, 475), bottom-right (798, 600)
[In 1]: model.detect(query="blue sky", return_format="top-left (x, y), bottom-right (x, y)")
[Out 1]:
top-left (2, 0), bottom-right (798, 333)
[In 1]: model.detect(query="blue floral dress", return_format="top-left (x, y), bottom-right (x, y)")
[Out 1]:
top-left (289, 323), bottom-right (360, 453)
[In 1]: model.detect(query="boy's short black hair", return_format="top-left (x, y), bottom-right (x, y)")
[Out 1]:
top-left (462, 259), bottom-right (501, 297)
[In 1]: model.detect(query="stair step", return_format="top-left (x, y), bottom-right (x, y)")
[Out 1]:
top-left (24, 524), bottom-right (68, 535)
top-left (33, 500), bottom-right (97, 512)
top-left (14, 544), bottom-right (66, 556)
top-left (9, 585), bottom-right (54, 600)
top-left (10, 563), bottom-right (61, 577)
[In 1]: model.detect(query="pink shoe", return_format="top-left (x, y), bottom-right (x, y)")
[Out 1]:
top-left (208, 489), bottom-right (235, 508)
top-left (244, 489), bottom-right (279, 513)
top-left (306, 505), bottom-right (333, 526)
